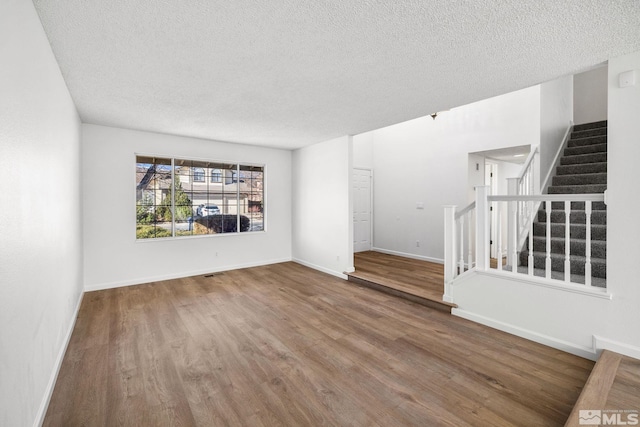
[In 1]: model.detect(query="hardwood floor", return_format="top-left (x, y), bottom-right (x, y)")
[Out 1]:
top-left (566, 350), bottom-right (640, 427)
top-left (350, 251), bottom-right (447, 305)
top-left (44, 262), bottom-right (593, 426)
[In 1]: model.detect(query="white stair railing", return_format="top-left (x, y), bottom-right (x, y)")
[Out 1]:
top-left (509, 146), bottom-right (541, 252)
top-left (443, 201), bottom-right (476, 302)
top-left (444, 190), bottom-right (606, 301)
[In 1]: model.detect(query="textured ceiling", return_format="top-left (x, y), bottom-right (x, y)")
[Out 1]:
top-left (33, 0), bottom-right (640, 149)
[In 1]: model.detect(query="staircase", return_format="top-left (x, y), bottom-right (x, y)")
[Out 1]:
top-left (520, 120), bottom-right (607, 286)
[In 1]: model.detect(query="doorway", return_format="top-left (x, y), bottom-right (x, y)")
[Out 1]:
top-left (485, 161), bottom-right (499, 259)
top-left (353, 168), bottom-right (372, 253)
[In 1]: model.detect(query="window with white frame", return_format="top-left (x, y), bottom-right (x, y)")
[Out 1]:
top-left (136, 156), bottom-right (264, 239)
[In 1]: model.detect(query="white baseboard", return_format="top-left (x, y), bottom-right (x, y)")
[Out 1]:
top-left (594, 336), bottom-right (640, 360)
top-left (34, 291), bottom-right (84, 427)
top-left (371, 247), bottom-right (444, 264)
top-left (292, 258), bottom-right (348, 280)
top-left (452, 308), bottom-right (598, 361)
top-left (84, 257), bottom-right (292, 292)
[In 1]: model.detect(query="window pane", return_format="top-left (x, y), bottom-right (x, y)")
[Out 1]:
top-left (136, 158), bottom-right (264, 238)
top-left (239, 166), bottom-right (264, 232)
top-left (210, 168), bottom-right (222, 183)
top-left (136, 156), bottom-right (172, 239)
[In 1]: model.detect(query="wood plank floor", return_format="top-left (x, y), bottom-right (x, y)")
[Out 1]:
top-left (566, 350), bottom-right (640, 427)
top-left (351, 251), bottom-right (446, 304)
top-left (44, 262), bottom-right (594, 426)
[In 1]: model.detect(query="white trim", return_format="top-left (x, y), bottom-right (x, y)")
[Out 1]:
top-left (292, 258), bottom-right (348, 279)
top-left (453, 308), bottom-right (598, 361)
top-left (594, 336), bottom-right (640, 360)
top-left (34, 292), bottom-right (84, 427)
top-left (371, 247), bottom-right (444, 264)
top-left (474, 269), bottom-right (612, 299)
top-left (540, 121), bottom-right (573, 194)
top-left (84, 258), bottom-right (292, 292)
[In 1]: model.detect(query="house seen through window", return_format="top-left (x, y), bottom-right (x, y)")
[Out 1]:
top-left (136, 156), bottom-right (264, 239)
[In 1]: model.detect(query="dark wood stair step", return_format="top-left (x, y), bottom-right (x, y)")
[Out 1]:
top-left (346, 271), bottom-right (456, 313)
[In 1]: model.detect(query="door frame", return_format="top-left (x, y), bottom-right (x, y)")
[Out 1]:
top-left (353, 167), bottom-right (373, 253)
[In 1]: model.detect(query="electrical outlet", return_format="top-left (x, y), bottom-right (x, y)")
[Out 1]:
top-left (416, 240), bottom-right (420, 247)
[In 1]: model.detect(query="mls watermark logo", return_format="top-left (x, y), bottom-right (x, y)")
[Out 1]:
top-left (579, 410), bottom-right (601, 425)
top-left (579, 409), bottom-right (639, 425)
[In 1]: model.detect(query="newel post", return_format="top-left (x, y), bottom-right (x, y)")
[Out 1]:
top-left (475, 186), bottom-right (490, 271)
top-left (506, 177), bottom-right (519, 269)
top-left (443, 205), bottom-right (457, 302)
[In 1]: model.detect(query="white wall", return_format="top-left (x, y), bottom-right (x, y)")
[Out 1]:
top-left (574, 66), bottom-right (608, 125)
top-left (353, 131), bottom-right (374, 169)
top-left (604, 50), bottom-right (640, 354)
top-left (292, 136), bottom-right (354, 277)
top-left (369, 86), bottom-right (540, 262)
top-left (0, 1), bottom-right (83, 426)
top-left (539, 75), bottom-right (573, 189)
top-left (82, 124), bottom-right (292, 290)
top-left (450, 50), bottom-right (640, 360)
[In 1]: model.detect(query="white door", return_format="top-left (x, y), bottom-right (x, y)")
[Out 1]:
top-left (353, 168), bottom-right (372, 253)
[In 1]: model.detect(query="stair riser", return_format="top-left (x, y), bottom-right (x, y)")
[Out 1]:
top-left (571, 128), bottom-right (607, 139)
top-left (560, 153), bottom-right (607, 165)
top-left (564, 143), bottom-right (607, 156)
top-left (519, 253), bottom-right (607, 278)
top-left (556, 163), bottom-right (607, 175)
top-left (573, 121), bottom-right (607, 132)
top-left (548, 184), bottom-right (607, 194)
top-left (532, 238), bottom-right (607, 258)
top-left (552, 173), bottom-right (607, 186)
top-left (567, 135), bottom-right (607, 147)
top-left (533, 223), bottom-right (607, 240)
top-left (537, 210), bottom-right (607, 225)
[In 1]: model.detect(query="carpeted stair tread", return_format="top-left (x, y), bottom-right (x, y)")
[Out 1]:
top-left (571, 127), bottom-right (607, 139)
top-left (556, 162), bottom-right (607, 175)
top-left (548, 184), bottom-right (607, 194)
top-left (552, 172), bottom-right (607, 186)
top-left (567, 135), bottom-right (607, 147)
top-left (560, 152), bottom-right (607, 165)
top-left (508, 265), bottom-right (607, 288)
top-left (564, 143), bottom-right (607, 156)
top-left (519, 251), bottom-right (606, 278)
top-left (549, 200), bottom-right (606, 210)
top-left (519, 120), bottom-right (607, 285)
top-left (573, 120), bottom-right (607, 132)
top-left (537, 209), bottom-right (607, 225)
top-left (533, 221), bottom-right (607, 240)
top-left (531, 236), bottom-right (607, 258)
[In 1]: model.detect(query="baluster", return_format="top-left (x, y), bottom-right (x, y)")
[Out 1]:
top-left (511, 200), bottom-right (518, 272)
top-left (528, 200), bottom-right (534, 276)
top-left (496, 202), bottom-right (502, 271)
top-left (564, 201), bottom-right (571, 282)
top-left (585, 200), bottom-right (592, 286)
top-left (546, 201), bottom-right (552, 279)
top-left (458, 216), bottom-right (464, 274)
top-left (467, 212), bottom-right (473, 270)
